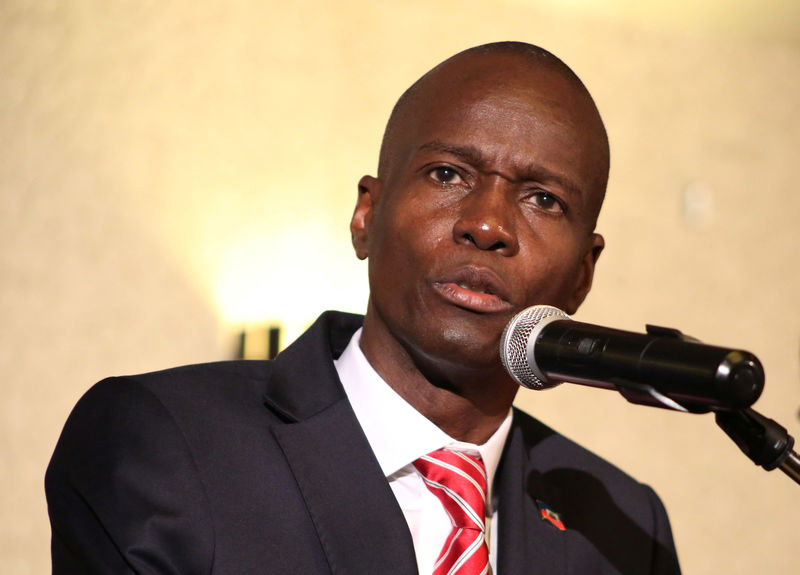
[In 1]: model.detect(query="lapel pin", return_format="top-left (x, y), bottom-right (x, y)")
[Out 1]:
top-left (536, 499), bottom-right (566, 531)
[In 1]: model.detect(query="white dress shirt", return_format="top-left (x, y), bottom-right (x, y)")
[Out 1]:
top-left (334, 328), bottom-right (512, 575)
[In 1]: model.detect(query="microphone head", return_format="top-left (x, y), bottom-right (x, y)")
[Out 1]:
top-left (500, 305), bottom-right (570, 389)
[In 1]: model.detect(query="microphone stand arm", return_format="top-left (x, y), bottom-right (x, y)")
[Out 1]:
top-left (714, 408), bottom-right (800, 486)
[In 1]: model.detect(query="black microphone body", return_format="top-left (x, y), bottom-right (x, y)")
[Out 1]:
top-left (500, 305), bottom-right (764, 413)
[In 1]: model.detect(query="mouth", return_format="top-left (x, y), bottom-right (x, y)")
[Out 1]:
top-left (432, 266), bottom-right (513, 314)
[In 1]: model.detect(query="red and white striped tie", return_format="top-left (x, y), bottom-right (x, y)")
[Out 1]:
top-left (413, 449), bottom-right (490, 575)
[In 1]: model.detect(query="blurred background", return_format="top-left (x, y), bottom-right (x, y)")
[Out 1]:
top-left (2, 1), bottom-right (799, 573)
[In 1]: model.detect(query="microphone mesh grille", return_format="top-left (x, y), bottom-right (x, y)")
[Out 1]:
top-left (500, 305), bottom-right (569, 389)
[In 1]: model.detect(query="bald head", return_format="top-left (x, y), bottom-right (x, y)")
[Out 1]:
top-left (351, 41), bottom-right (611, 391)
top-left (377, 41), bottom-right (609, 226)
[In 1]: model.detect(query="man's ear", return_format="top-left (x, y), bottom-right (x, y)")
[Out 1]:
top-left (564, 232), bottom-right (604, 314)
top-left (350, 175), bottom-right (381, 260)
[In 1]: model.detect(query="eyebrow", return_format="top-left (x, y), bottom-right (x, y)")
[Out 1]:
top-left (417, 140), bottom-right (583, 197)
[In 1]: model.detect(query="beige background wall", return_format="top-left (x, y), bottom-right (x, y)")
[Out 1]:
top-left (2, 1), bottom-right (798, 573)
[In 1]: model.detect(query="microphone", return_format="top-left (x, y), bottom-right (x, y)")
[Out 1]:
top-left (499, 305), bottom-right (764, 413)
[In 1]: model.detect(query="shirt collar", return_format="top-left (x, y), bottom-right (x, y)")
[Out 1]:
top-left (334, 328), bottom-right (512, 493)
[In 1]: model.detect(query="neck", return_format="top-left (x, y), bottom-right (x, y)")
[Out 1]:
top-left (359, 315), bottom-right (518, 445)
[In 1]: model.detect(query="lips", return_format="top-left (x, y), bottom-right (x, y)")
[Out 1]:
top-left (432, 266), bottom-right (513, 313)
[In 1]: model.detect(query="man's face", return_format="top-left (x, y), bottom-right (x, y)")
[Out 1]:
top-left (352, 55), bottom-right (607, 376)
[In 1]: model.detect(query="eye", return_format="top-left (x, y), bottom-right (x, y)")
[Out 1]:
top-left (429, 166), bottom-right (464, 185)
top-left (530, 191), bottom-right (566, 214)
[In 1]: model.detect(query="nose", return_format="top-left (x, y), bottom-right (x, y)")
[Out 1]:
top-left (452, 179), bottom-right (519, 256)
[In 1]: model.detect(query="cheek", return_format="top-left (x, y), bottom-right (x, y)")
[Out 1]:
top-left (367, 205), bottom-right (437, 291)
top-left (374, 197), bottom-right (451, 262)
top-left (518, 234), bottom-right (586, 303)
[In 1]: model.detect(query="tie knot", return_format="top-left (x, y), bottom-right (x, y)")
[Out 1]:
top-left (413, 449), bottom-right (487, 531)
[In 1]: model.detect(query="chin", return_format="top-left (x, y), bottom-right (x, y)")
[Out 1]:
top-left (433, 322), bottom-right (503, 368)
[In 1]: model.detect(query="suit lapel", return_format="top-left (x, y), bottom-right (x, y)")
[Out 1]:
top-left (263, 312), bottom-right (418, 575)
top-left (496, 410), bottom-right (568, 575)
top-left (271, 399), bottom-right (418, 574)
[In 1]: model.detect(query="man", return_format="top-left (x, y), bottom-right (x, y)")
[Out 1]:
top-left (47, 42), bottom-right (681, 574)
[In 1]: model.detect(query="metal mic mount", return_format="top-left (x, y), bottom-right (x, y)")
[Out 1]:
top-left (715, 408), bottom-right (800, 486)
top-left (650, 324), bottom-right (800, 486)
top-left (649, 325), bottom-right (800, 486)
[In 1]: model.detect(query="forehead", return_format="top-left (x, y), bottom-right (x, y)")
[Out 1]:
top-left (389, 54), bottom-right (608, 194)
top-left (417, 90), bottom-right (580, 173)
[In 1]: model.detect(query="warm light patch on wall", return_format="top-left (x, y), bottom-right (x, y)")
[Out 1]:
top-left (214, 222), bottom-right (369, 352)
top-left (215, 231), bottom-right (321, 346)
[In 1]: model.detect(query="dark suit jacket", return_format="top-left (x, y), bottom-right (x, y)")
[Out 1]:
top-left (46, 311), bottom-right (681, 574)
